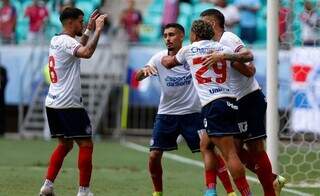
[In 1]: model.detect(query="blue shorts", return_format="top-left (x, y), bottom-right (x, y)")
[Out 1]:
top-left (46, 107), bottom-right (92, 138)
top-left (150, 113), bottom-right (203, 153)
top-left (201, 98), bottom-right (239, 137)
top-left (236, 90), bottom-right (267, 142)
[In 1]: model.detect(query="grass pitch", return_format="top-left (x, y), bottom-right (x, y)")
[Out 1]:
top-left (0, 138), bottom-right (317, 196)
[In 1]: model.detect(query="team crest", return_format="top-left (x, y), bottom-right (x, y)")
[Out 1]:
top-left (238, 121), bottom-right (248, 133)
top-left (203, 118), bottom-right (208, 128)
top-left (86, 125), bottom-right (92, 134)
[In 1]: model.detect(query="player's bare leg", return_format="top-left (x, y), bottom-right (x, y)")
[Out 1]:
top-left (200, 130), bottom-right (235, 196)
top-left (40, 138), bottom-right (74, 196)
top-left (211, 136), bottom-right (251, 196)
top-left (149, 150), bottom-right (163, 196)
top-left (200, 131), bottom-right (218, 196)
top-left (75, 138), bottom-right (94, 196)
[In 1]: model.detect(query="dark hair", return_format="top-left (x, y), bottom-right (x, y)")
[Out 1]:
top-left (59, 7), bottom-right (84, 24)
top-left (200, 8), bottom-right (225, 28)
top-left (191, 20), bottom-right (213, 40)
top-left (164, 23), bottom-right (185, 35)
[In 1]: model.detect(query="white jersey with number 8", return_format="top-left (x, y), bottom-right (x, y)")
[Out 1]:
top-left (45, 34), bottom-right (83, 108)
top-left (175, 40), bottom-right (235, 106)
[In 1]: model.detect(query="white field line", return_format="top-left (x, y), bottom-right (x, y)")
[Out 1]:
top-left (121, 141), bottom-right (314, 196)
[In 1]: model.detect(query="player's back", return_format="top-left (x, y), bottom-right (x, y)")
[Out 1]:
top-left (176, 40), bottom-right (235, 106)
top-left (220, 32), bottom-right (260, 99)
top-left (148, 50), bottom-right (201, 115)
top-left (45, 34), bottom-right (83, 108)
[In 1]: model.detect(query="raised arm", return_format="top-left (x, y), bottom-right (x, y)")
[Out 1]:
top-left (80, 10), bottom-right (100, 46)
top-left (135, 65), bottom-right (158, 81)
top-left (76, 14), bottom-right (106, 59)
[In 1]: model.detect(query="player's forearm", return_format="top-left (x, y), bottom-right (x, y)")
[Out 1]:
top-left (222, 50), bottom-right (253, 63)
top-left (80, 34), bottom-right (89, 46)
top-left (85, 30), bottom-right (101, 57)
top-left (135, 70), bottom-right (147, 81)
top-left (232, 62), bottom-right (256, 77)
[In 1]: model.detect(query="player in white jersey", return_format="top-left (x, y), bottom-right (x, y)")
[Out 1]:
top-left (162, 20), bottom-right (252, 196)
top-left (200, 8), bottom-right (287, 196)
top-left (136, 23), bottom-right (234, 196)
top-left (39, 8), bottom-right (106, 196)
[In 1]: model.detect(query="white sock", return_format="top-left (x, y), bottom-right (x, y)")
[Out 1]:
top-left (79, 186), bottom-right (90, 192)
top-left (43, 179), bottom-right (53, 188)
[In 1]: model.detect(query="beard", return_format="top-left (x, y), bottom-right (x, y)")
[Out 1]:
top-left (76, 31), bottom-right (83, 37)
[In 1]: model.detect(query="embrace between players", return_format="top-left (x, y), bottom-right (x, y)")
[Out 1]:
top-left (136, 9), bottom-right (286, 196)
top-left (38, 6), bottom-right (286, 196)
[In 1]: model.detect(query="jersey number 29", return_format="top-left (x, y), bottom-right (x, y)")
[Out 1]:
top-left (48, 56), bottom-right (58, 83)
top-left (192, 57), bottom-right (227, 84)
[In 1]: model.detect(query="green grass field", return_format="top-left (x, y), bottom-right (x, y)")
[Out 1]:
top-left (0, 138), bottom-right (318, 196)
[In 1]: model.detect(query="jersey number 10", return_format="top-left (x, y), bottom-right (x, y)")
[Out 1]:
top-left (48, 56), bottom-right (58, 83)
top-left (192, 57), bottom-right (227, 84)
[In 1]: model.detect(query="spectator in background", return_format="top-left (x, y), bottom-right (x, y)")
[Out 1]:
top-left (279, 5), bottom-right (290, 45)
top-left (0, 61), bottom-right (8, 137)
top-left (300, 0), bottom-right (320, 46)
top-left (120, 0), bottom-right (142, 42)
top-left (213, 0), bottom-right (239, 33)
top-left (0, 0), bottom-right (17, 44)
top-left (59, 0), bottom-right (75, 13)
top-left (234, 0), bottom-right (260, 44)
top-left (25, 0), bottom-right (49, 44)
top-left (161, 0), bottom-right (179, 32)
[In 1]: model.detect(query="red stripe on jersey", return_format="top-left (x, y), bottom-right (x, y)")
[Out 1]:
top-left (234, 45), bottom-right (244, 52)
top-left (192, 57), bottom-right (203, 65)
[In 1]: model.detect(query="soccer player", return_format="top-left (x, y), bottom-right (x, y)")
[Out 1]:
top-left (136, 23), bottom-right (233, 196)
top-left (200, 8), bottom-right (287, 196)
top-left (39, 8), bottom-right (106, 196)
top-left (162, 20), bottom-right (252, 196)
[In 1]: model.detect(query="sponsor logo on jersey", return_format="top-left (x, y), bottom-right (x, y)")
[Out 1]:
top-left (208, 87), bottom-right (230, 94)
top-left (191, 46), bottom-right (224, 54)
top-left (165, 74), bottom-right (192, 87)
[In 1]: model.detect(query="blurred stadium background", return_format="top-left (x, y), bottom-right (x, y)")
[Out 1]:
top-left (0, 0), bottom-right (319, 195)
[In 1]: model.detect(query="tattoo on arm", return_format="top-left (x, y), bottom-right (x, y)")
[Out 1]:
top-left (80, 34), bottom-right (89, 46)
top-left (86, 31), bottom-right (101, 56)
top-left (223, 50), bottom-right (253, 63)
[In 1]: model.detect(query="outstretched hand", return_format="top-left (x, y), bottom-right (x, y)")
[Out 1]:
top-left (142, 65), bottom-right (158, 77)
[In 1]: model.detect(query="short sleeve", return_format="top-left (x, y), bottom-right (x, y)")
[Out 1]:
top-left (63, 37), bottom-right (81, 56)
top-left (221, 32), bottom-right (245, 52)
top-left (146, 53), bottom-right (159, 68)
top-left (175, 46), bottom-right (188, 64)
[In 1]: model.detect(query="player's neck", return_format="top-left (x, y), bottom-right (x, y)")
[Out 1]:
top-left (62, 29), bottom-right (76, 38)
top-left (168, 47), bottom-right (181, 56)
top-left (213, 30), bottom-right (224, 42)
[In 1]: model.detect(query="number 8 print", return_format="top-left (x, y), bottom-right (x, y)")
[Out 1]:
top-left (48, 56), bottom-right (58, 83)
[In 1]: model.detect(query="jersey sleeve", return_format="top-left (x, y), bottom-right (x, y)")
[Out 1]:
top-left (175, 46), bottom-right (188, 64)
top-left (222, 32), bottom-right (245, 52)
top-left (62, 37), bottom-right (81, 56)
top-left (146, 52), bottom-right (159, 68)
